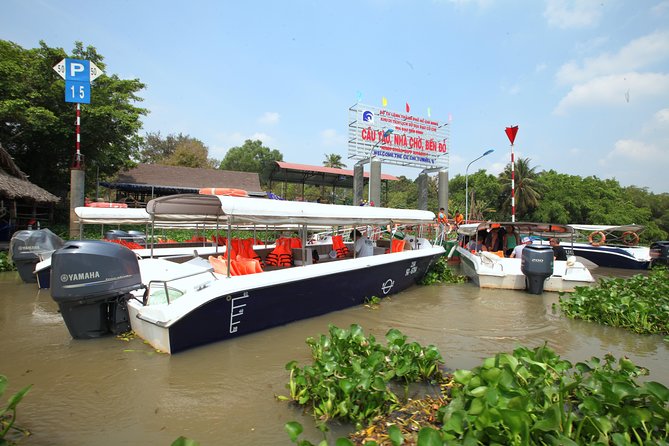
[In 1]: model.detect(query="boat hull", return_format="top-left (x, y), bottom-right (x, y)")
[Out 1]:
top-left (566, 244), bottom-right (650, 269)
top-left (129, 250), bottom-right (444, 353)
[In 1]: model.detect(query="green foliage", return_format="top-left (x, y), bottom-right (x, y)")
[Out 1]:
top-left (219, 139), bottom-right (283, 186)
top-left (498, 157), bottom-right (542, 220)
top-left (418, 255), bottom-right (467, 285)
top-left (0, 40), bottom-right (147, 197)
top-left (323, 153), bottom-right (346, 169)
top-left (440, 344), bottom-right (669, 445)
top-left (139, 132), bottom-right (217, 168)
top-left (0, 252), bottom-right (16, 273)
top-left (170, 437), bottom-right (200, 446)
top-left (0, 375), bottom-right (32, 444)
top-left (280, 325), bottom-right (444, 428)
top-left (559, 268), bottom-right (669, 335)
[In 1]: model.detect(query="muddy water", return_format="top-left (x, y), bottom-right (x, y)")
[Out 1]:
top-left (1, 267), bottom-right (667, 445)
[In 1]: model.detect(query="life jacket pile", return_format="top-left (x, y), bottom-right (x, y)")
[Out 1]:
top-left (385, 238), bottom-right (406, 254)
top-left (209, 255), bottom-right (263, 276)
top-left (331, 235), bottom-right (349, 258)
top-left (264, 238), bottom-right (293, 267)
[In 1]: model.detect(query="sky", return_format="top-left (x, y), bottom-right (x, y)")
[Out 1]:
top-left (2, 0), bottom-right (669, 193)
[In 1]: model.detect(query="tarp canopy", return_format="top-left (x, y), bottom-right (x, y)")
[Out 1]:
top-left (568, 224), bottom-right (644, 234)
top-left (457, 221), bottom-right (575, 237)
top-left (146, 194), bottom-right (435, 227)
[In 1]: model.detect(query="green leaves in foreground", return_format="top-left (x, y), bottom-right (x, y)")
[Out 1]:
top-left (559, 267), bottom-right (669, 335)
top-left (280, 324), bottom-right (444, 428)
top-left (418, 255), bottom-right (467, 286)
top-left (0, 374), bottom-right (32, 445)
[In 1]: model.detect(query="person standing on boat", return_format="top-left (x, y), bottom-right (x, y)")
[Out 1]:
top-left (510, 236), bottom-right (532, 258)
top-left (351, 229), bottom-right (374, 257)
top-left (453, 210), bottom-right (464, 228)
top-left (503, 226), bottom-right (520, 257)
top-left (436, 207), bottom-right (449, 239)
top-left (549, 238), bottom-right (567, 261)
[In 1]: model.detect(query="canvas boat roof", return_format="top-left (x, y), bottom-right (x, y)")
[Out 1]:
top-left (145, 194), bottom-right (437, 226)
top-left (75, 207), bottom-right (150, 224)
top-left (457, 221), bottom-right (575, 237)
top-left (568, 224), bottom-right (645, 234)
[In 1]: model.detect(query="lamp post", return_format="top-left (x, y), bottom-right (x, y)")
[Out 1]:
top-left (465, 149), bottom-right (494, 223)
top-left (367, 128), bottom-right (393, 204)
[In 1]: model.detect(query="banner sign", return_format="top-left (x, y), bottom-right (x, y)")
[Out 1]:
top-left (348, 103), bottom-right (450, 169)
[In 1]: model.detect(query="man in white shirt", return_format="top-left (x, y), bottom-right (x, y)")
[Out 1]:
top-left (510, 236), bottom-right (532, 258)
top-left (351, 229), bottom-right (374, 257)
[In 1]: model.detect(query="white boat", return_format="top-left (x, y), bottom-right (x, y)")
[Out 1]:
top-left (455, 222), bottom-right (595, 293)
top-left (566, 224), bottom-right (651, 270)
top-left (49, 194), bottom-right (445, 353)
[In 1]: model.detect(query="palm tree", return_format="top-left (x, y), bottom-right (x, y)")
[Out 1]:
top-left (323, 153), bottom-right (346, 169)
top-left (498, 157), bottom-right (541, 219)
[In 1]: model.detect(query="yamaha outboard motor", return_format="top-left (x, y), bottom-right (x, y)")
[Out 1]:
top-left (650, 241), bottom-right (669, 267)
top-left (104, 229), bottom-right (130, 241)
top-left (521, 244), bottom-right (554, 295)
top-left (9, 228), bottom-right (65, 283)
top-left (50, 240), bottom-right (143, 339)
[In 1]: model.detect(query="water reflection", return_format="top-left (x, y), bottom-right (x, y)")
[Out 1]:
top-left (0, 267), bottom-right (667, 445)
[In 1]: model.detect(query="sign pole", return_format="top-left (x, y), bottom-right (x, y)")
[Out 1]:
top-left (504, 126), bottom-right (519, 222)
top-left (74, 102), bottom-right (82, 168)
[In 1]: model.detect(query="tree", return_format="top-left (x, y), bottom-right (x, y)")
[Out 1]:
top-left (0, 40), bottom-right (147, 197)
top-left (498, 157), bottom-right (541, 220)
top-left (219, 139), bottom-right (283, 186)
top-left (139, 132), bottom-right (216, 168)
top-left (323, 153), bottom-right (346, 169)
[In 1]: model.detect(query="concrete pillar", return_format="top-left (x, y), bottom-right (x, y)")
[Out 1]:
top-left (438, 169), bottom-right (449, 217)
top-left (69, 168), bottom-right (85, 238)
top-left (369, 158), bottom-right (381, 207)
top-left (353, 162), bottom-right (364, 206)
top-left (417, 171), bottom-right (428, 210)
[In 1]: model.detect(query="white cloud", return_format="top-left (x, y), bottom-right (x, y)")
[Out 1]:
top-left (554, 72), bottom-right (669, 114)
top-left (556, 31), bottom-right (669, 85)
top-left (605, 139), bottom-right (668, 163)
top-left (652, 0), bottom-right (669, 15)
top-left (655, 107), bottom-right (669, 124)
top-left (210, 131), bottom-right (276, 159)
top-left (544, 0), bottom-right (603, 29)
top-left (320, 129), bottom-right (346, 147)
top-left (258, 112), bottom-right (280, 125)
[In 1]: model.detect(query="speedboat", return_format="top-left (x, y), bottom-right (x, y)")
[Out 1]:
top-left (455, 222), bottom-right (595, 293)
top-left (48, 194), bottom-right (445, 353)
top-left (566, 224), bottom-right (651, 269)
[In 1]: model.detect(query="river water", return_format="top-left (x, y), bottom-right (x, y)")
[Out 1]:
top-left (1, 266), bottom-right (667, 445)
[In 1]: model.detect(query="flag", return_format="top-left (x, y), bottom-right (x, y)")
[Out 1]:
top-left (405, 102), bottom-right (410, 113)
top-left (382, 97), bottom-right (388, 107)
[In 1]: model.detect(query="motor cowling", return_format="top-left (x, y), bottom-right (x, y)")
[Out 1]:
top-left (521, 244), bottom-right (554, 295)
top-left (9, 228), bottom-right (64, 283)
top-left (50, 240), bottom-right (143, 339)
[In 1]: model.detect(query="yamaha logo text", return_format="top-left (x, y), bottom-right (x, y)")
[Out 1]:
top-left (60, 271), bottom-right (101, 282)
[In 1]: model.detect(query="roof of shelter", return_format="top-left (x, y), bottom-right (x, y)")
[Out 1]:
top-left (0, 144), bottom-right (60, 203)
top-left (269, 161), bottom-right (399, 188)
top-left (100, 163), bottom-right (263, 194)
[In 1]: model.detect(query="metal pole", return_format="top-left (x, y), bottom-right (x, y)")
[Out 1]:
top-left (465, 149), bottom-right (494, 224)
top-left (511, 143), bottom-right (515, 222)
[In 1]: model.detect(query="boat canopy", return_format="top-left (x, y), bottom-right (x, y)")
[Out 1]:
top-left (457, 221), bottom-right (575, 237)
top-left (146, 194), bottom-right (436, 226)
top-left (75, 207), bottom-right (150, 225)
top-left (568, 224), bottom-right (644, 234)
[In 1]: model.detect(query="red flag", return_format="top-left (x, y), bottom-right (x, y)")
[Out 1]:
top-left (406, 102), bottom-right (410, 113)
top-left (505, 126), bottom-right (519, 145)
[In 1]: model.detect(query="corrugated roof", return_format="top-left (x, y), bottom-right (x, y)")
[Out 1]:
top-left (105, 164), bottom-right (263, 193)
top-left (269, 161), bottom-right (399, 189)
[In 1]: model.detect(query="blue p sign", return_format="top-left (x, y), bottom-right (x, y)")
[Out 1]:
top-left (65, 59), bottom-right (90, 82)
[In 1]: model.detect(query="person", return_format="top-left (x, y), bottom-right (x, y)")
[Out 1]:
top-left (436, 207), bottom-right (449, 238)
top-left (454, 210), bottom-right (464, 228)
top-left (550, 237), bottom-right (567, 261)
top-left (467, 229), bottom-right (488, 252)
top-left (503, 226), bottom-right (520, 257)
top-left (351, 229), bottom-right (374, 257)
top-left (510, 236), bottom-right (532, 258)
top-left (485, 226), bottom-right (504, 252)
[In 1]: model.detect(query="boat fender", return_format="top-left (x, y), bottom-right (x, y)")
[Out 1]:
top-left (588, 231), bottom-right (606, 246)
top-left (621, 231), bottom-right (639, 246)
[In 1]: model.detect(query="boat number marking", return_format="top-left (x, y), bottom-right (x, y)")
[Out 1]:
top-left (229, 292), bottom-right (249, 334)
top-left (405, 261), bottom-right (418, 276)
top-left (381, 279), bottom-right (395, 295)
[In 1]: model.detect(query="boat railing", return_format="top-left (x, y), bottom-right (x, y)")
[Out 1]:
top-left (478, 251), bottom-right (505, 272)
top-left (144, 268), bottom-right (217, 305)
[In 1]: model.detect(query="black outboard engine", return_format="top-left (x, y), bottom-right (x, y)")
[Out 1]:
top-left (9, 228), bottom-right (65, 283)
top-left (650, 241), bottom-right (669, 267)
top-left (127, 230), bottom-right (146, 245)
top-left (521, 244), bottom-right (554, 295)
top-left (50, 240), bottom-right (143, 339)
top-left (104, 229), bottom-right (130, 241)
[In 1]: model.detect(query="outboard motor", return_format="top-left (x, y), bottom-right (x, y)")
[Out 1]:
top-left (127, 230), bottom-right (146, 245)
top-left (649, 241), bottom-right (669, 267)
top-left (50, 240), bottom-right (143, 339)
top-left (104, 229), bottom-right (130, 241)
top-left (9, 228), bottom-right (64, 283)
top-left (521, 245), bottom-right (554, 295)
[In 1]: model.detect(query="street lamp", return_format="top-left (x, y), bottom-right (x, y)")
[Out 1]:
top-left (367, 128), bottom-right (393, 204)
top-left (465, 149), bottom-right (494, 223)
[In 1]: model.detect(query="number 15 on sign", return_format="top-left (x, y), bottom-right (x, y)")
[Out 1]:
top-left (65, 80), bottom-right (90, 104)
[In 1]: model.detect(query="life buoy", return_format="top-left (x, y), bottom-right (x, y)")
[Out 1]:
top-left (588, 231), bottom-right (606, 246)
top-left (621, 231), bottom-right (639, 246)
top-left (199, 188), bottom-right (248, 197)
